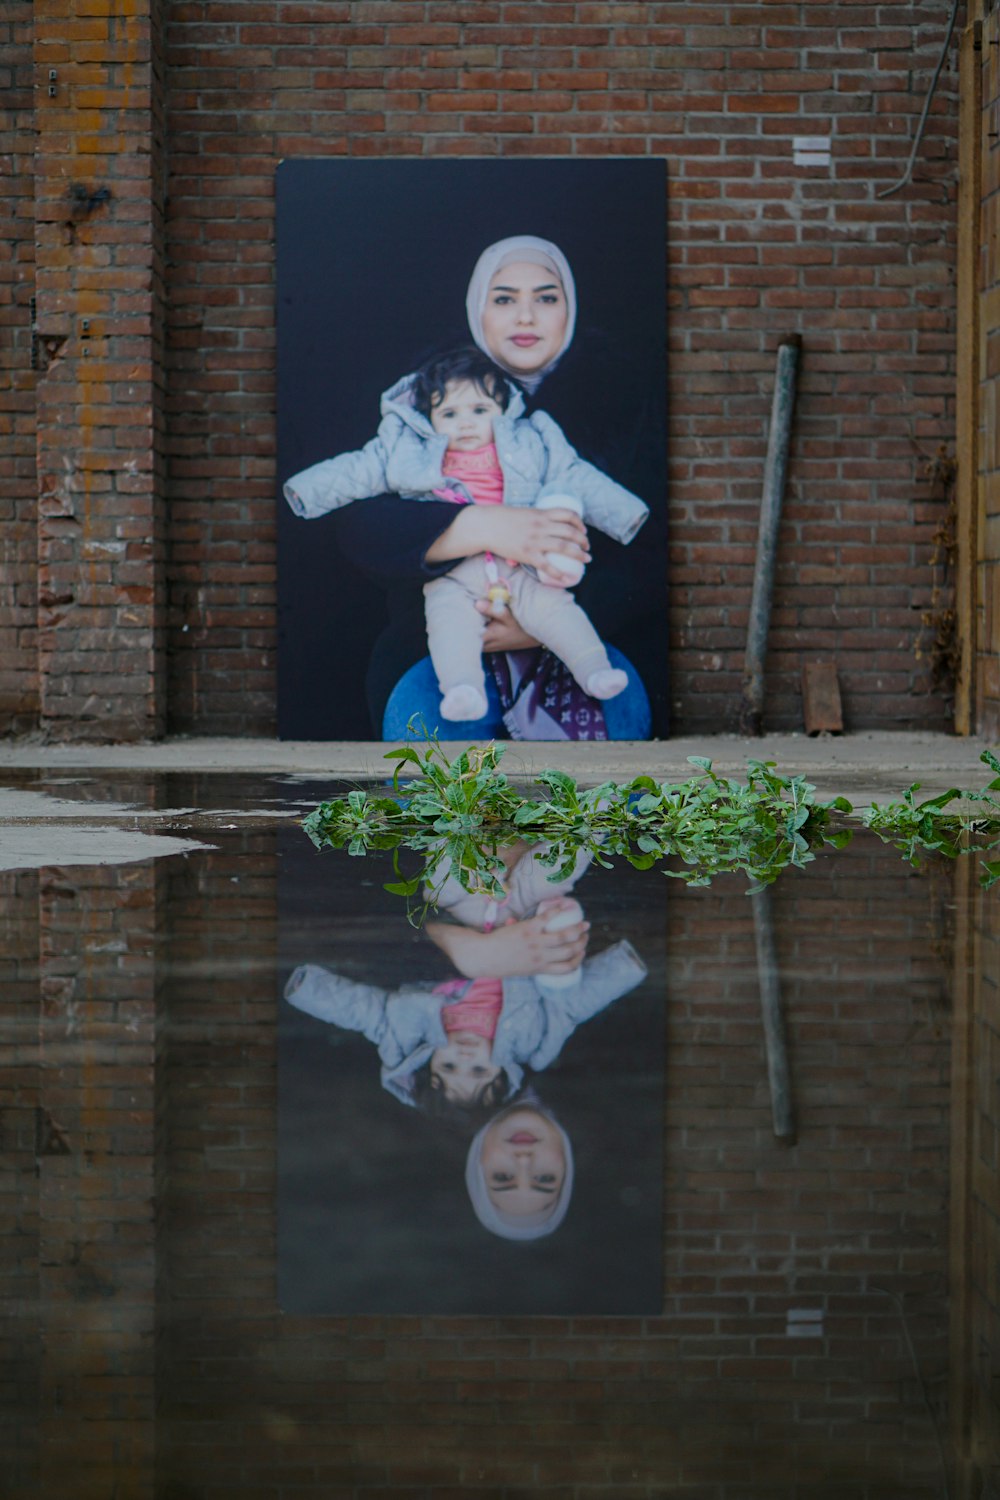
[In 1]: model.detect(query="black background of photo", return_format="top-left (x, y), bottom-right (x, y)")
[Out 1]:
top-left (277, 827), bottom-right (666, 1315)
top-left (276, 158), bottom-right (668, 739)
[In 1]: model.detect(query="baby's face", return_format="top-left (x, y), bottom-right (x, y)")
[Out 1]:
top-left (479, 1105), bottom-right (566, 1221)
top-left (429, 380), bottom-right (503, 451)
top-left (430, 1032), bottom-right (501, 1103)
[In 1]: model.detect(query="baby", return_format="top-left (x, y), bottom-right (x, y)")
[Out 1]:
top-left (283, 346), bottom-right (649, 722)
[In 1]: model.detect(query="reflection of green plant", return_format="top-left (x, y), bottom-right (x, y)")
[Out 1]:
top-left (862, 748), bottom-right (1000, 888)
top-left (302, 734), bottom-right (1000, 910)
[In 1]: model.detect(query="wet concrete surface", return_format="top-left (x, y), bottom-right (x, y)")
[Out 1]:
top-left (1, 739), bottom-right (998, 1496)
top-left (0, 732), bottom-right (995, 873)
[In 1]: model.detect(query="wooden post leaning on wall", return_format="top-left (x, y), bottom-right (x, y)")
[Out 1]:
top-left (955, 19), bottom-right (982, 736)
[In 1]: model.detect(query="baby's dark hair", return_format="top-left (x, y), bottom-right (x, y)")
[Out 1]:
top-left (410, 1059), bottom-right (511, 1130)
top-left (411, 346), bottom-right (510, 420)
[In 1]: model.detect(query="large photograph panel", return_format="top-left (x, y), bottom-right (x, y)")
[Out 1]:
top-left (276, 159), bottom-right (667, 741)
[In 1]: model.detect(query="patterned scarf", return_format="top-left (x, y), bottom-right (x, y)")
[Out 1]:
top-left (488, 649), bottom-right (608, 742)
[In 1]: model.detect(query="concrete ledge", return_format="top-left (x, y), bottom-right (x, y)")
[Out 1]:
top-left (0, 730), bottom-right (995, 803)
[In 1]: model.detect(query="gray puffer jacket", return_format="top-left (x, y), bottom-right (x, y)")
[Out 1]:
top-left (283, 374), bottom-right (649, 546)
top-left (284, 940), bottom-right (648, 1106)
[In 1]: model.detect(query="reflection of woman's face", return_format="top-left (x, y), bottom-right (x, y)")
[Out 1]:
top-left (481, 262), bottom-right (569, 377)
top-left (480, 1105), bottom-right (567, 1219)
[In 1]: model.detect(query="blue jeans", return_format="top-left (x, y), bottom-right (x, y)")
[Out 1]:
top-left (381, 647), bottom-right (652, 740)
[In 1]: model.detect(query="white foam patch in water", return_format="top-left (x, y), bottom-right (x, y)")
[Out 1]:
top-left (0, 825), bottom-right (214, 872)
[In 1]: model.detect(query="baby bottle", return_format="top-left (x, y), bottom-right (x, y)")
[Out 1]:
top-left (534, 898), bottom-right (584, 991)
top-left (535, 493), bottom-right (586, 587)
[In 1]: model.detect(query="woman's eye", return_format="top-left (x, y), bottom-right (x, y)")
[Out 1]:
top-left (492, 294), bottom-right (512, 305)
top-left (539, 294), bottom-right (560, 304)
top-left (490, 1172), bottom-right (514, 1184)
top-left (535, 1173), bottom-right (557, 1185)
top-left (441, 1062), bottom-right (455, 1072)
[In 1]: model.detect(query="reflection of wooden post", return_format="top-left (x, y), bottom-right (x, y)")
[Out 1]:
top-left (949, 857), bottom-right (977, 1497)
top-left (752, 886), bottom-right (795, 1142)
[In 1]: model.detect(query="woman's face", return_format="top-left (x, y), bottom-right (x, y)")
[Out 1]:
top-left (480, 1105), bottom-right (567, 1221)
top-left (481, 261), bottom-right (569, 377)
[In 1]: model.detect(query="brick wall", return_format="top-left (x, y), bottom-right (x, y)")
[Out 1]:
top-left (161, 1), bottom-right (960, 737)
top-left (0, 3), bottom-right (38, 734)
top-left (3, 3), bottom-right (962, 737)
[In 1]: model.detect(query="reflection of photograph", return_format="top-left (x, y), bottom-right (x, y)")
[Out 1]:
top-left (277, 831), bottom-right (665, 1314)
top-left (276, 160), bottom-right (667, 740)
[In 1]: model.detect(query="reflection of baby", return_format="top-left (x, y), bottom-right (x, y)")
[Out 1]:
top-left (282, 346), bottom-right (649, 721)
top-left (283, 932), bottom-right (647, 1119)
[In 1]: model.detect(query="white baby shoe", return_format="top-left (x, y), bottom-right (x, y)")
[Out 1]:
top-left (585, 668), bottom-right (628, 700)
top-left (440, 685), bottom-right (488, 722)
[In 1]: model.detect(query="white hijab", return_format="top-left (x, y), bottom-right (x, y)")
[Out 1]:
top-left (465, 1102), bottom-right (575, 1242)
top-left (465, 235), bottom-right (577, 393)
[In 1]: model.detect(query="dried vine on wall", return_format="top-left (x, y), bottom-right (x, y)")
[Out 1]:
top-left (914, 444), bottom-right (959, 700)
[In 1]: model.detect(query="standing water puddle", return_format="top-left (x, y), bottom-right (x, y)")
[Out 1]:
top-left (1, 770), bottom-right (996, 1498)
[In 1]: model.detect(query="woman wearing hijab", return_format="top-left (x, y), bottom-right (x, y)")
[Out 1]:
top-left (329, 235), bottom-right (661, 739)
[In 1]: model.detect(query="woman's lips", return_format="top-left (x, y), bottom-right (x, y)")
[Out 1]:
top-left (508, 1131), bottom-right (538, 1144)
top-left (510, 335), bottom-right (540, 346)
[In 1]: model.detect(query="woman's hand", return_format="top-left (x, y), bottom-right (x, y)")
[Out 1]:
top-left (475, 599), bottom-right (541, 653)
top-left (426, 905), bottom-right (590, 978)
top-left (425, 504), bottom-right (591, 585)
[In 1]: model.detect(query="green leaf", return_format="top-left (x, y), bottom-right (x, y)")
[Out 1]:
top-left (913, 787), bottom-right (961, 812)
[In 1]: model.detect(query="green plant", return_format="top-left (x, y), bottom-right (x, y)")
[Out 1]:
top-left (303, 734), bottom-right (1000, 914)
top-left (302, 728), bottom-right (856, 912)
top-left (862, 748), bottom-right (1000, 888)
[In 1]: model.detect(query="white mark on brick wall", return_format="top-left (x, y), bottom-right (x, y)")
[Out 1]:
top-left (793, 136), bottom-right (831, 168)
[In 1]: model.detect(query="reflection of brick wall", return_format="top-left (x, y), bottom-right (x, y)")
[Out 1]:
top-left (952, 861), bottom-right (1000, 1494)
top-left (4, 5), bottom-right (959, 735)
top-left (155, 837), bottom-right (949, 1496)
top-left (0, 871), bottom-right (40, 1499)
top-left (4, 863), bottom-right (161, 1500)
